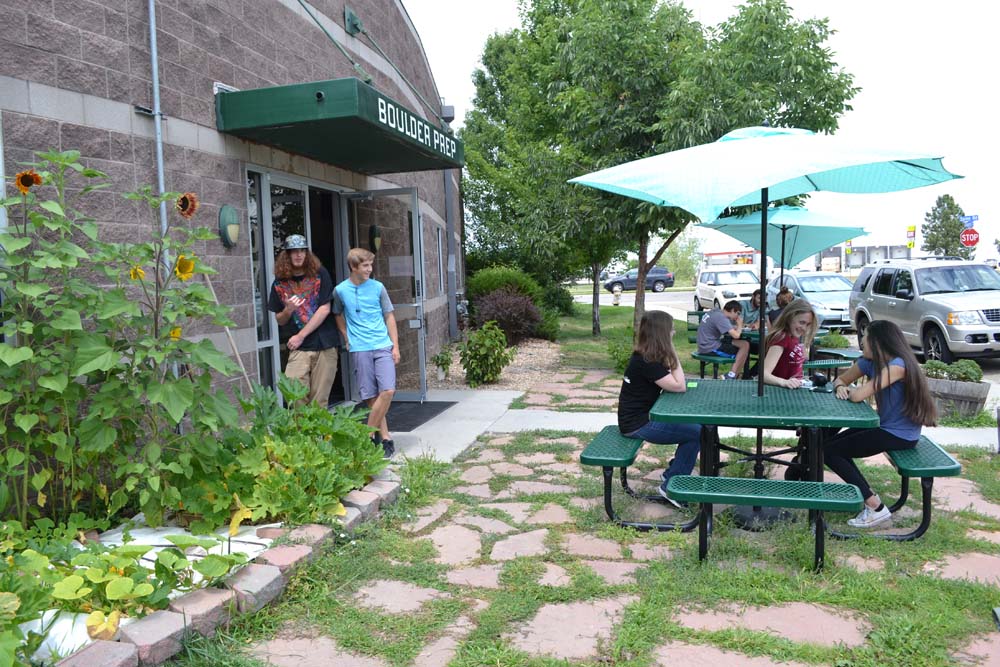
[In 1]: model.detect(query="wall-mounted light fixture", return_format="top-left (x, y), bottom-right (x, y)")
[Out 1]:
top-left (369, 225), bottom-right (382, 253)
top-left (219, 204), bottom-right (240, 248)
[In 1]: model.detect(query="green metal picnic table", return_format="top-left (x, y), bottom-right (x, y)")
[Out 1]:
top-left (649, 379), bottom-right (879, 527)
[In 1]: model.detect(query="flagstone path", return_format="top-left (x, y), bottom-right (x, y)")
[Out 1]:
top-left (246, 431), bottom-right (1000, 667)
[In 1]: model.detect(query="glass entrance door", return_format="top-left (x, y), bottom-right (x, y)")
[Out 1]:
top-left (347, 188), bottom-right (426, 401)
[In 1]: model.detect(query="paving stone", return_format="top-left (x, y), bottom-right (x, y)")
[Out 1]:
top-left (427, 524), bottom-right (481, 565)
top-left (339, 507), bottom-right (363, 533)
top-left (955, 632), bottom-right (1000, 667)
top-left (454, 484), bottom-right (493, 499)
top-left (252, 635), bottom-right (388, 667)
top-left (487, 435), bottom-right (514, 446)
top-left (628, 543), bottom-right (672, 561)
top-left (354, 580), bottom-right (449, 613)
top-left (168, 587), bottom-right (235, 637)
top-left (567, 398), bottom-right (619, 407)
top-left (634, 502), bottom-right (677, 520)
top-left (453, 512), bottom-right (516, 534)
top-left (565, 389), bottom-right (615, 399)
top-left (844, 555), bottom-right (884, 572)
top-left (505, 595), bottom-right (637, 660)
top-left (469, 448), bottom-right (505, 462)
top-left (537, 462), bottom-right (581, 475)
top-left (653, 640), bottom-right (812, 666)
top-left (119, 610), bottom-right (187, 666)
top-left (342, 490), bottom-right (381, 520)
top-left (480, 502), bottom-right (534, 523)
top-left (225, 563), bottom-right (285, 613)
top-left (537, 437), bottom-right (581, 446)
top-left (925, 552), bottom-right (1000, 585)
top-left (580, 371), bottom-right (613, 384)
top-left (256, 544), bottom-right (313, 573)
top-left (523, 392), bottom-right (555, 405)
top-left (515, 452), bottom-right (558, 465)
top-left (538, 562), bottom-right (571, 586)
top-left (256, 526), bottom-right (288, 540)
top-left (460, 465), bottom-right (494, 483)
top-left (445, 564), bottom-right (503, 589)
top-left (56, 640), bottom-right (138, 667)
top-left (581, 559), bottom-right (641, 585)
top-left (286, 524), bottom-right (333, 546)
top-left (490, 462), bottom-right (534, 476)
top-left (402, 499), bottom-right (452, 533)
top-left (490, 529), bottom-right (550, 561)
top-left (364, 480), bottom-right (401, 506)
top-left (530, 383), bottom-right (577, 393)
top-left (563, 534), bottom-right (621, 559)
top-left (374, 467), bottom-right (401, 482)
top-left (676, 602), bottom-right (869, 648)
top-left (502, 481), bottom-right (575, 496)
top-left (568, 497), bottom-right (601, 510)
top-left (935, 477), bottom-right (1000, 519)
top-left (967, 529), bottom-right (1000, 545)
top-left (526, 503), bottom-right (573, 525)
top-left (413, 635), bottom-right (462, 667)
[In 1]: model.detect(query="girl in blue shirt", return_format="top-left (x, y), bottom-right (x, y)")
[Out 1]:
top-left (826, 320), bottom-right (937, 528)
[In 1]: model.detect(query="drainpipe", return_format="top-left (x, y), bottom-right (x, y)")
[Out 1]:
top-left (147, 0), bottom-right (168, 239)
top-left (444, 168), bottom-right (458, 339)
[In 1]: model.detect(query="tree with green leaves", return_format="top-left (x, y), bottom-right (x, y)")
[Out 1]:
top-left (921, 194), bottom-right (973, 259)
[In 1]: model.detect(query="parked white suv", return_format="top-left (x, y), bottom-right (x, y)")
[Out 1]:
top-left (695, 266), bottom-right (760, 311)
top-left (848, 257), bottom-right (1000, 362)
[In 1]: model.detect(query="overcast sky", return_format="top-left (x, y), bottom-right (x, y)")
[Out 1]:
top-left (402, 0), bottom-right (997, 262)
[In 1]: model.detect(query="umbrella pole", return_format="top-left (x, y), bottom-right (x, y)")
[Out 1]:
top-left (779, 227), bottom-right (786, 284)
top-left (758, 191), bottom-right (768, 397)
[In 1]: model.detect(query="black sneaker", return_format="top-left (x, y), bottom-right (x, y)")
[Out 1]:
top-left (381, 439), bottom-right (395, 459)
top-left (657, 484), bottom-right (688, 509)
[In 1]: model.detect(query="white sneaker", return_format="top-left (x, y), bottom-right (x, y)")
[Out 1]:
top-left (847, 505), bottom-right (891, 529)
top-left (724, 371), bottom-right (738, 380)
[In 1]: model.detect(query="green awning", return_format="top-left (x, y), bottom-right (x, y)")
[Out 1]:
top-left (216, 78), bottom-right (464, 174)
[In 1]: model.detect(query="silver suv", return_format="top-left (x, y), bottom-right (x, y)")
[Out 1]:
top-left (849, 257), bottom-right (1000, 362)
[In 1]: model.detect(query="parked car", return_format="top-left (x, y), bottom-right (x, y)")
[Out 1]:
top-left (694, 267), bottom-right (759, 310)
top-left (848, 257), bottom-right (1000, 362)
top-left (766, 271), bottom-right (854, 330)
top-left (603, 266), bottom-right (675, 292)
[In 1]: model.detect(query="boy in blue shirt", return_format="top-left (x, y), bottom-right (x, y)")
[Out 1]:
top-left (332, 248), bottom-right (400, 458)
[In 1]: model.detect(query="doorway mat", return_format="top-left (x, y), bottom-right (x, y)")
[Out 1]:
top-left (384, 401), bottom-right (458, 432)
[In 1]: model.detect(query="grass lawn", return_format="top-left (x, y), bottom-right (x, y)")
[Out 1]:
top-left (165, 438), bottom-right (1000, 667)
top-left (567, 283), bottom-right (691, 296)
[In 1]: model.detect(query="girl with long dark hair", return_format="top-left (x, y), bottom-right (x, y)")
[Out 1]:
top-left (826, 320), bottom-right (937, 528)
top-left (617, 311), bottom-right (701, 508)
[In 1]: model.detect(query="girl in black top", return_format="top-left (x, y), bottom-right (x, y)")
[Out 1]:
top-left (617, 311), bottom-right (701, 508)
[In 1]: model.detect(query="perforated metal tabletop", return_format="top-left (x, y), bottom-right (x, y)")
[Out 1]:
top-left (649, 379), bottom-right (879, 429)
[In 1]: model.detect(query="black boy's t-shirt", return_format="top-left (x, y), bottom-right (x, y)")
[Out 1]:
top-left (267, 266), bottom-right (340, 351)
top-left (617, 352), bottom-right (670, 435)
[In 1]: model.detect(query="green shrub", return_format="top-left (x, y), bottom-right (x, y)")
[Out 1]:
top-left (922, 359), bottom-right (983, 383)
top-left (473, 288), bottom-right (541, 345)
top-left (460, 322), bottom-right (514, 387)
top-left (922, 360), bottom-right (950, 380)
top-left (431, 344), bottom-right (454, 376)
top-left (467, 266), bottom-right (543, 306)
top-left (542, 284), bottom-right (575, 315)
top-left (816, 331), bottom-right (850, 348)
top-left (607, 326), bottom-right (635, 373)
top-left (535, 308), bottom-right (561, 341)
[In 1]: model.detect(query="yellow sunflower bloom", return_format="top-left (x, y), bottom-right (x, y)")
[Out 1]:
top-left (175, 192), bottom-right (199, 219)
top-left (174, 255), bottom-right (195, 281)
top-left (129, 265), bottom-right (146, 281)
top-left (14, 169), bottom-right (42, 195)
top-left (169, 327), bottom-right (182, 341)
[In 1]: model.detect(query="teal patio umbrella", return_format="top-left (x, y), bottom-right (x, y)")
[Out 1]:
top-left (702, 206), bottom-right (869, 281)
top-left (570, 125), bottom-right (961, 396)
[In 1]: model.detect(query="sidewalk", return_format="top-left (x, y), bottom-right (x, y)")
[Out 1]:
top-left (398, 387), bottom-right (999, 463)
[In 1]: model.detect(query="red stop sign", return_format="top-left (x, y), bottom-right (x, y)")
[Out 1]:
top-left (961, 228), bottom-right (980, 247)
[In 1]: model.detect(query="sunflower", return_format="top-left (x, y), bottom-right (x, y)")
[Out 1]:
top-left (169, 327), bottom-right (182, 341)
top-left (15, 169), bottom-right (42, 195)
top-left (174, 255), bottom-right (195, 281)
top-left (175, 192), bottom-right (199, 219)
top-left (129, 265), bottom-right (146, 281)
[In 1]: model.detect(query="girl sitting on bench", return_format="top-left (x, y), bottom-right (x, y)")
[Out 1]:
top-left (617, 311), bottom-right (701, 509)
top-left (826, 320), bottom-right (937, 528)
top-left (762, 298), bottom-right (818, 389)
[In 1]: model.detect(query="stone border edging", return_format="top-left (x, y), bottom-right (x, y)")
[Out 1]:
top-left (55, 472), bottom-right (402, 667)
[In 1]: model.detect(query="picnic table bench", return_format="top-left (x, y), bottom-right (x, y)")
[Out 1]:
top-left (580, 425), bottom-right (698, 533)
top-left (667, 475), bottom-right (863, 570)
top-left (831, 435), bottom-right (961, 542)
top-left (687, 311), bottom-right (736, 379)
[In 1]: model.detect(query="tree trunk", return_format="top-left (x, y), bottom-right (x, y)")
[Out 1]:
top-left (633, 234), bottom-right (648, 336)
top-left (591, 262), bottom-right (601, 336)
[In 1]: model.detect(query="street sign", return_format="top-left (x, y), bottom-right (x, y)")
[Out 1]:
top-left (963, 220), bottom-right (975, 229)
top-left (960, 228), bottom-right (980, 247)
top-left (959, 215), bottom-right (979, 223)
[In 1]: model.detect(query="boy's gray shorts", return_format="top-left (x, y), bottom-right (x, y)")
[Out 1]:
top-left (352, 347), bottom-right (396, 400)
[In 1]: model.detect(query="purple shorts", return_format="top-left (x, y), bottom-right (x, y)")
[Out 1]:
top-left (352, 347), bottom-right (396, 400)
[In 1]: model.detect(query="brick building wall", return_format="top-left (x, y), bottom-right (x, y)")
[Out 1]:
top-left (1, 0), bottom-right (463, 397)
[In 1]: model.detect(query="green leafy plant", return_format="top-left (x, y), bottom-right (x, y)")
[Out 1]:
top-left (459, 322), bottom-right (514, 387)
top-left (607, 326), bottom-right (635, 373)
top-left (466, 266), bottom-right (544, 306)
top-left (0, 151), bottom-right (240, 529)
top-left (922, 358), bottom-right (983, 383)
top-left (816, 331), bottom-right (850, 348)
top-left (430, 345), bottom-right (454, 377)
top-left (535, 307), bottom-right (561, 341)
